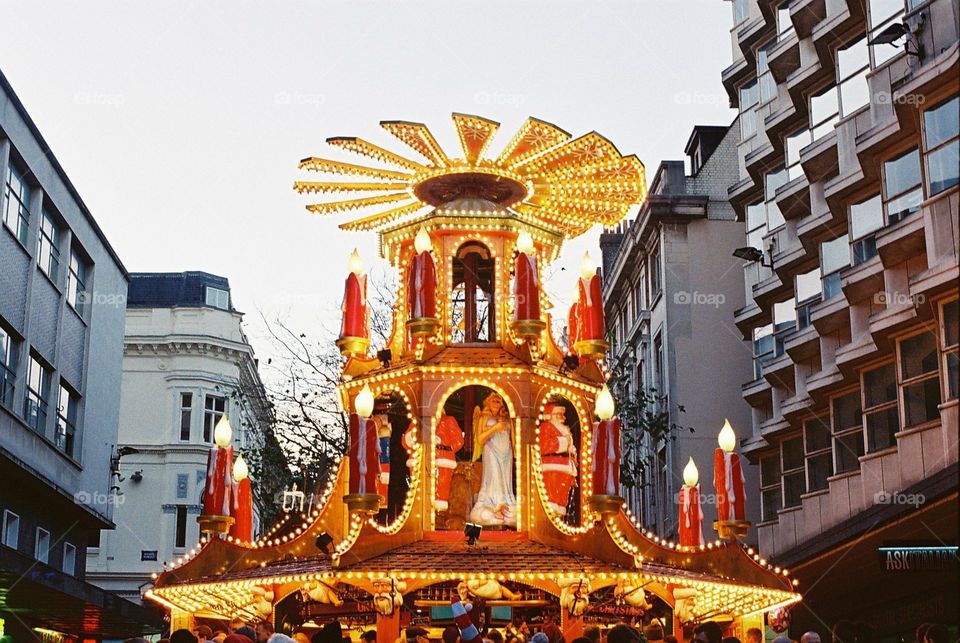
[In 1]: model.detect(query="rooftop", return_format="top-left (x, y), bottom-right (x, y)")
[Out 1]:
top-left (127, 271), bottom-right (234, 311)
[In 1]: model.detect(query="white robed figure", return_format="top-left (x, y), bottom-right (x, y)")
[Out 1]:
top-left (468, 393), bottom-right (517, 526)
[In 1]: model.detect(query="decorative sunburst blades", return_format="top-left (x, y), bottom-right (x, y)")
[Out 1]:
top-left (294, 113), bottom-right (647, 238)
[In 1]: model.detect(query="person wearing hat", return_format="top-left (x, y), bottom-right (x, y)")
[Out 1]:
top-left (537, 405), bottom-right (578, 516)
top-left (312, 622), bottom-right (343, 643)
top-left (406, 627), bottom-right (429, 643)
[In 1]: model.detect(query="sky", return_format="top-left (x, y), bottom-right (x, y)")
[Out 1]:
top-left (0, 0), bottom-right (737, 366)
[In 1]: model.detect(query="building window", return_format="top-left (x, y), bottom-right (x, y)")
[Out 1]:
top-left (56, 382), bottom-right (79, 458)
top-left (837, 37), bottom-right (870, 117)
top-left (649, 246), bottom-right (662, 298)
top-left (765, 167), bottom-right (788, 231)
top-left (781, 436), bottom-right (804, 508)
top-left (820, 234), bottom-right (850, 299)
top-left (804, 416), bottom-right (833, 492)
top-left (205, 286), bottom-right (230, 310)
top-left (898, 331), bottom-right (942, 428)
top-left (740, 81), bottom-right (760, 140)
top-left (867, 0), bottom-right (906, 67)
top-left (1, 510), bottom-right (20, 549)
top-left (796, 267), bottom-right (822, 328)
top-left (24, 355), bottom-right (51, 435)
top-left (849, 194), bottom-right (883, 264)
top-left (785, 129), bottom-right (812, 181)
top-left (832, 390), bottom-right (863, 474)
top-left (758, 41), bottom-right (778, 104)
top-left (38, 209), bottom-right (61, 282)
top-left (180, 392), bottom-right (193, 441)
top-left (66, 247), bottom-right (88, 314)
top-left (174, 505), bottom-right (188, 549)
top-left (883, 149), bottom-right (923, 224)
top-left (62, 542), bottom-right (77, 575)
top-left (203, 395), bottom-right (226, 443)
top-left (923, 96), bottom-right (959, 196)
top-left (732, 0), bottom-right (749, 25)
top-left (653, 333), bottom-right (664, 394)
top-left (451, 242), bottom-right (495, 343)
top-left (753, 323), bottom-right (775, 379)
top-left (760, 455), bottom-right (782, 522)
top-left (941, 300), bottom-right (959, 400)
top-left (810, 85), bottom-right (840, 140)
top-left (35, 527), bottom-right (50, 564)
top-left (2, 162), bottom-right (30, 246)
top-left (777, 2), bottom-right (795, 41)
top-left (862, 363), bottom-right (899, 452)
top-left (0, 326), bottom-right (19, 409)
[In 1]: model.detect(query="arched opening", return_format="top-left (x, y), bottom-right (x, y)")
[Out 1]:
top-left (537, 395), bottom-right (583, 527)
top-left (451, 241), bottom-right (495, 343)
top-left (435, 385), bottom-right (517, 530)
top-left (370, 391), bottom-right (413, 525)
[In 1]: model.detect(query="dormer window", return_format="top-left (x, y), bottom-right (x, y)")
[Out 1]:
top-left (451, 242), bottom-right (494, 343)
top-left (205, 286), bottom-right (230, 310)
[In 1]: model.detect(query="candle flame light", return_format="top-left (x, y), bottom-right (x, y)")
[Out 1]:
top-left (718, 418), bottom-right (737, 452)
top-left (355, 384), bottom-right (375, 419)
top-left (595, 385), bottom-right (615, 421)
top-left (233, 454), bottom-right (248, 481)
top-left (414, 227), bottom-right (432, 254)
top-left (516, 231), bottom-right (535, 256)
top-left (683, 457), bottom-right (699, 487)
top-left (213, 415), bottom-right (232, 448)
top-left (348, 248), bottom-right (365, 276)
top-left (580, 251), bottom-right (597, 281)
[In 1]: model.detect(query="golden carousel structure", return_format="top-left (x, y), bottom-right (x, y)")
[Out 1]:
top-left (147, 114), bottom-right (801, 640)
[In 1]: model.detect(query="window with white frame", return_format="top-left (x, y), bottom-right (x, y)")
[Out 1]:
top-left (1, 510), bottom-right (20, 549)
top-left (898, 331), bottom-right (942, 428)
top-left (782, 436), bottom-right (805, 508)
top-left (62, 542), bottom-right (77, 575)
top-left (758, 41), bottom-right (778, 104)
top-left (862, 362), bottom-right (899, 452)
top-left (0, 325), bottom-right (19, 409)
top-left (180, 392), bottom-right (193, 441)
top-left (849, 194), bottom-right (883, 264)
top-left (203, 394), bottom-right (226, 443)
top-left (732, 0), bottom-right (749, 25)
top-left (804, 416), bottom-right (833, 492)
top-left (66, 247), bottom-right (88, 314)
top-left (174, 505), bottom-right (188, 549)
top-left (786, 129), bottom-right (812, 181)
top-left (3, 162), bottom-right (30, 246)
top-left (35, 527), bottom-right (50, 563)
top-left (38, 209), bottom-right (61, 282)
top-left (820, 234), bottom-right (850, 299)
top-left (24, 355), bottom-right (50, 435)
top-left (796, 267), bottom-right (822, 328)
top-left (810, 85), bottom-right (840, 141)
top-left (760, 455), bottom-right (782, 521)
top-left (837, 37), bottom-right (870, 117)
top-left (941, 299), bottom-right (959, 400)
top-left (773, 298), bottom-right (797, 357)
top-left (832, 390), bottom-right (864, 474)
top-left (56, 382), bottom-right (79, 458)
top-left (867, 0), bottom-right (907, 67)
top-left (649, 246), bottom-right (662, 297)
top-left (205, 286), bottom-right (230, 310)
top-left (653, 333), bottom-right (664, 394)
top-left (740, 81), bottom-right (760, 140)
top-left (923, 96), bottom-right (959, 196)
top-left (883, 149), bottom-right (923, 224)
top-left (753, 323), bottom-right (775, 379)
top-left (765, 167), bottom-right (789, 231)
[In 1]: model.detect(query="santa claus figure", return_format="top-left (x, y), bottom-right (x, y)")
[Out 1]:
top-left (373, 414), bottom-right (391, 500)
top-left (435, 415), bottom-right (465, 511)
top-left (537, 404), bottom-right (579, 516)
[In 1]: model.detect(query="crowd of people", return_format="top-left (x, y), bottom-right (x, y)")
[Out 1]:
top-left (123, 617), bottom-right (953, 643)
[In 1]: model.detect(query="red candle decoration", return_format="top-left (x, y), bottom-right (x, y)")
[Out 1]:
top-left (577, 252), bottom-right (605, 342)
top-left (407, 228), bottom-right (437, 321)
top-left (592, 386), bottom-right (621, 496)
top-left (714, 419), bottom-right (746, 522)
top-left (513, 232), bottom-right (540, 322)
top-left (341, 249), bottom-right (368, 339)
top-left (348, 385), bottom-right (380, 497)
top-left (230, 454), bottom-right (253, 542)
top-left (567, 296), bottom-right (582, 354)
top-left (678, 457), bottom-right (704, 547)
top-left (202, 415), bottom-right (234, 518)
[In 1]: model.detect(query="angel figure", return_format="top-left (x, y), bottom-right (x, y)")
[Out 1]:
top-left (468, 392), bottom-right (517, 526)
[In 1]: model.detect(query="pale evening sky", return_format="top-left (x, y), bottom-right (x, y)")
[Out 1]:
top-left (0, 1), bottom-right (736, 366)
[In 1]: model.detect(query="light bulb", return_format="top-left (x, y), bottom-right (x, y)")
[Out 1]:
top-left (355, 384), bottom-right (375, 418)
top-left (233, 454), bottom-right (249, 481)
top-left (414, 227), bottom-right (432, 254)
top-left (595, 385), bottom-right (615, 421)
top-left (718, 418), bottom-right (737, 452)
top-left (683, 457), bottom-right (699, 487)
top-left (348, 249), bottom-right (364, 276)
top-left (214, 415), bottom-right (232, 448)
top-left (516, 231), bottom-right (535, 255)
top-left (580, 251), bottom-right (597, 281)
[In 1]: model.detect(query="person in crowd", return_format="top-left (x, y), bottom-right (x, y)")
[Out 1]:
top-left (171, 630), bottom-right (199, 643)
top-left (267, 635), bottom-right (295, 643)
top-left (406, 627), bottom-right (430, 643)
top-left (236, 628), bottom-right (258, 643)
top-left (229, 619), bottom-right (246, 633)
top-left (443, 625), bottom-right (462, 643)
top-left (722, 637), bottom-right (742, 643)
top-left (293, 633), bottom-right (311, 643)
top-left (914, 625), bottom-right (930, 643)
top-left (664, 636), bottom-right (678, 643)
top-left (583, 627), bottom-right (601, 643)
top-left (746, 629), bottom-right (762, 643)
top-left (256, 622), bottom-right (275, 643)
top-left (359, 632), bottom-right (376, 643)
top-left (693, 622), bottom-right (724, 643)
top-left (530, 634), bottom-right (550, 643)
top-left (313, 623), bottom-right (344, 643)
top-left (541, 615), bottom-right (563, 643)
top-left (506, 615), bottom-right (529, 643)
top-left (645, 623), bottom-right (665, 642)
top-left (607, 624), bottom-right (643, 643)
top-left (194, 626), bottom-right (214, 643)
top-left (213, 629), bottom-right (229, 643)
top-left (772, 636), bottom-right (792, 643)
top-left (800, 632), bottom-right (821, 643)
top-left (489, 631), bottom-right (504, 643)
top-left (224, 635), bottom-right (253, 643)
top-left (923, 624), bottom-right (948, 643)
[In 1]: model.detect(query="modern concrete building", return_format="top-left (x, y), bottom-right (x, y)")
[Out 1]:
top-left (86, 271), bottom-right (272, 603)
top-left (720, 0), bottom-right (958, 632)
top-left (600, 124), bottom-right (761, 540)
top-left (0, 68), bottom-right (160, 636)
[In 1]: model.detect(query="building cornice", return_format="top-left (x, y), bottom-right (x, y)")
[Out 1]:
top-left (123, 335), bottom-right (255, 361)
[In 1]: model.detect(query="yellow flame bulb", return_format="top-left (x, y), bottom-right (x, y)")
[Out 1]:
top-left (683, 457), bottom-right (699, 487)
top-left (348, 249), bottom-right (365, 276)
top-left (233, 454), bottom-right (249, 481)
top-left (580, 251), bottom-right (597, 281)
top-left (595, 385), bottom-right (615, 421)
top-left (516, 231), bottom-right (535, 256)
top-left (414, 227), bottom-right (432, 254)
top-left (214, 415), bottom-right (232, 448)
top-left (718, 418), bottom-right (737, 452)
top-left (355, 384), bottom-right (375, 419)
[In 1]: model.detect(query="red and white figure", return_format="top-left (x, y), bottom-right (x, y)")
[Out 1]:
top-left (229, 454), bottom-right (253, 542)
top-left (592, 385), bottom-right (621, 497)
top-left (407, 227), bottom-right (437, 321)
top-left (374, 414), bottom-right (392, 499)
top-left (450, 597), bottom-right (482, 643)
top-left (348, 385), bottom-right (380, 497)
top-left (537, 404), bottom-right (578, 515)
top-left (513, 231), bottom-right (541, 323)
top-left (577, 251), bottom-right (605, 342)
top-left (340, 249), bottom-right (368, 341)
top-left (401, 425), bottom-right (418, 470)
top-left (434, 415), bottom-right (465, 511)
top-left (678, 457), bottom-right (704, 547)
top-left (714, 418), bottom-right (746, 522)
top-left (202, 415), bottom-right (234, 518)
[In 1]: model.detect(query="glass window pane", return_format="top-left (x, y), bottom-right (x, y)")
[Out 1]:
top-left (904, 378), bottom-right (942, 426)
top-left (849, 195), bottom-right (883, 239)
top-left (784, 472), bottom-right (804, 507)
top-left (782, 437), bottom-right (804, 470)
top-left (840, 70), bottom-right (870, 116)
top-left (900, 332), bottom-right (939, 379)
top-left (838, 38), bottom-right (869, 77)
top-left (944, 301), bottom-right (959, 347)
top-left (746, 203), bottom-right (766, 233)
top-left (762, 488), bottom-right (782, 521)
top-left (884, 149), bottom-right (921, 197)
top-left (946, 351), bottom-right (958, 399)
top-left (805, 417), bottom-right (831, 452)
top-left (863, 363), bottom-right (897, 407)
top-left (807, 452), bottom-right (833, 491)
top-left (866, 406), bottom-right (899, 451)
top-left (924, 96), bottom-right (959, 149)
top-left (927, 141), bottom-right (959, 195)
top-left (796, 268), bottom-right (822, 302)
top-left (833, 391), bottom-right (863, 432)
top-left (869, 0), bottom-right (904, 29)
top-left (761, 455), bottom-right (781, 485)
top-left (835, 432), bottom-right (865, 473)
top-left (887, 188), bottom-right (922, 224)
top-left (774, 298), bottom-right (798, 329)
top-left (811, 86), bottom-right (839, 132)
top-left (821, 235), bottom-right (851, 275)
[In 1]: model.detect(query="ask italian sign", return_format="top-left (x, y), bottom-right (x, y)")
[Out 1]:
top-left (879, 543), bottom-right (958, 572)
